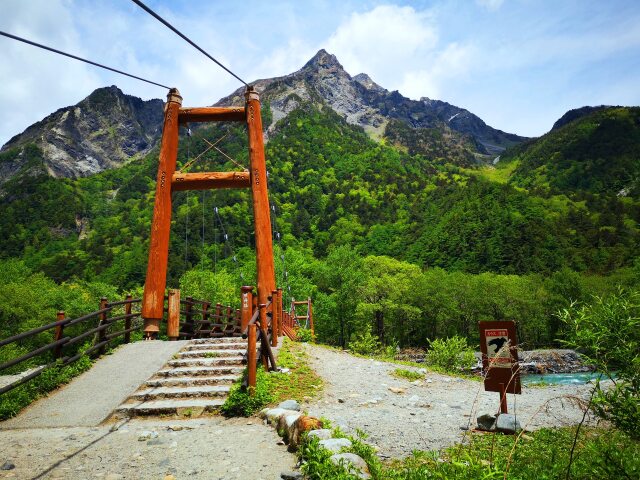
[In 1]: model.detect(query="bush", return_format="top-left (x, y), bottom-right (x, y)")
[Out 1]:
top-left (348, 331), bottom-right (382, 356)
top-left (221, 367), bottom-right (273, 417)
top-left (296, 328), bottom-right (314, 343)
top-left (426, 336), bottom-right (476, 373)
top-left (559, 289), bottom-right (640, 439)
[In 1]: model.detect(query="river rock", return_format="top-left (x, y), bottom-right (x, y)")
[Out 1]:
top-left (307, 429), bottom-right (333, 441)
top-left (1, 461), bottom-right (15, 471)
top-left (281, 471), bottom-right (304, 480)
top-left (476, 414), bottom-right (497, 431)
top-left (496, 414), bottom-right (521, 434)
top-left (319, 438), bottom-right (352, 453)
top-left (330, 453), bottom-right (371, 479)
top-left (278, 399), bottom-right (301, 411)
top-left (290, 416), bottom-right (323, 449)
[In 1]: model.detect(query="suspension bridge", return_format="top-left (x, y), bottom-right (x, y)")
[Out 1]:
top-left (0, 1), bottom-right (315, 422)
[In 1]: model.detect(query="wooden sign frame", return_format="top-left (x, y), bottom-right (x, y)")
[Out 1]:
top-left (479, 320), bottom-right (521, 395)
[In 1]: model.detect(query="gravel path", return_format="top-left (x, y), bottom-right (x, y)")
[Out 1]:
top-left (305, 345), bottom-right (597, 458)
top-left (0, 417), bottom-right (296, 479)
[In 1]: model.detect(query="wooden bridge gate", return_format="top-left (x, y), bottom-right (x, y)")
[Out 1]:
top-left (141, 86), bottom-right (276, 339)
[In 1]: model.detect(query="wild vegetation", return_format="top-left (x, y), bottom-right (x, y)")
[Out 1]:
top-left (0, 99), bottom-right (639, 477)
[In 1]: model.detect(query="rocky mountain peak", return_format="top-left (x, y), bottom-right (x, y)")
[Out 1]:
top-left (353, 73), bottom-right (385, 93)
top-left (303, 49), bottom-right (344, 71)
top-left (0, 86), bottom-right (164, 183)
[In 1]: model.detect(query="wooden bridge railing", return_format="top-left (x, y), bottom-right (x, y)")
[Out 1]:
top-left (0, 285), bottom-right (313, 399)
top-left (0, 295), bottom-right (142, 396)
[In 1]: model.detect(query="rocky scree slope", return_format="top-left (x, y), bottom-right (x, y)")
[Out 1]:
top-left (0, 86), bottom-right (163, 184)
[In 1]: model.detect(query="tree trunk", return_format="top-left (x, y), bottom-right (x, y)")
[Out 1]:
top-left (375, 310), bottom-right (384, 344)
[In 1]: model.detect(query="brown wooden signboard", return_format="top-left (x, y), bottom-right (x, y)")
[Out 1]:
top-left (479, 321), bottom-right (521, 395)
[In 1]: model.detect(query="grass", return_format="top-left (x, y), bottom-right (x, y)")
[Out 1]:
top-left (391, 368), bottom-right (423, 382)
top-left (221, 338), bottom-right (324, 416)
top-left (462, 160), bottom-right (520, 185)
top-left (269, 338), bottom-right (324, 405)
top-left (298, 425), bottom-right (639, 480)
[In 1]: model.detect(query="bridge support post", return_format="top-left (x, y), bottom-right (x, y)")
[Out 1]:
top-left (277, 288), bottom-right (283, 338)
top-left (142, 88), bottom-right (183, 338)
top-left (167, 289), bottom-right (180, 340)
top-left (245, 87), bottom-right (276, 310)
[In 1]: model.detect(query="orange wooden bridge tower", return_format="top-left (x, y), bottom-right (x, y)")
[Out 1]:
top-left (141, 86), bottom-right (275, 339)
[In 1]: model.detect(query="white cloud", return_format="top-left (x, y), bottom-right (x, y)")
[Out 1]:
top-left (398, 42), bottom-right (476, 100)
top-left (325, 5), bottom-right (438, 81)
top-left (476, 0), bottom-right (505, 11)
top-left (320, 4), bottom-right (475, 101)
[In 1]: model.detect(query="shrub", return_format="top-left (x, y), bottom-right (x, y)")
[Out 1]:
top-left (296, 327), bottom-right (314, 343)
top-left (348, 331), bottom-right (382, 356)
top-left (426, 336), bottom-right (476, 373)
top-left (559, 289), bottom-right (640, 439)
top-left (221, 367), bottom-right (273, 417)
top-left (392, 368), bottom-right (423, 381)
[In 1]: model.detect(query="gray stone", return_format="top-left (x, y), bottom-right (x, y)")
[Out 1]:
top-left (476, 413), bottom-right (496, 431)
top-left (138, 430), bottom-right (159, 441)
top-left (1, 461), bottom-right (15, 471)
top-left (307, 429), bottom-right (333, 441)
top-left (319, 437), bottom-right (352, 453)
top-left (330, 453), bottom-right (371, 479)
top-left (496, 414), bottom-right (521, 434)
top-left (281, 471), bottom-right (304, 480)
top-left (278, 399), bottom-right (301, 411)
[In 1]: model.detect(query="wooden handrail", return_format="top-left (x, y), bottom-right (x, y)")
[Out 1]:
top-left (0, 294), bottom-right (143, 396)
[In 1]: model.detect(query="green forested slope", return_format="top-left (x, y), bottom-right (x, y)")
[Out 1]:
top-left (1, 102), bottom-right (639, 348)
top-left (503, 107), bottom-right (640, 195)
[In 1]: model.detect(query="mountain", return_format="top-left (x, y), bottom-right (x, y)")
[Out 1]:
top-left (217, 49), bottom-right (526, 157)
top-left (0, 86), bottom-right (163, 184)
top-left (0, 50), bottom-right (525, 187)
top-left (551, 105), bottom-right (609, 131)
top-left (501, 106), bottom-right (640, 195)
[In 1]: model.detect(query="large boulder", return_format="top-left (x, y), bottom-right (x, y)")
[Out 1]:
top-left (319, 438), bottom-right (352, 453)
top-left (496, 414), bottom-right (522, 434)
top-left (476, 413), bottom-right (497, 431)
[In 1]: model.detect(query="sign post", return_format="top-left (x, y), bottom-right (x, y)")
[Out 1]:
top-left (479, 321), bottom-right (521, 414)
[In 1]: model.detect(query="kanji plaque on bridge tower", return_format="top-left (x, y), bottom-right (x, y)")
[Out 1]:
top-left (479, 321), bottom-right (521, 395)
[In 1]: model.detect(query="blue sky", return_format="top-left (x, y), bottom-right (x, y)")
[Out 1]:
top-left (1, 0), bottom-right (639, 146)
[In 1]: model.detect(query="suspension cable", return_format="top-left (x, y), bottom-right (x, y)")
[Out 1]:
top-left (0, 30), bottom-right (171, 90)
top-left (130, 0), bottom-right (248, 86)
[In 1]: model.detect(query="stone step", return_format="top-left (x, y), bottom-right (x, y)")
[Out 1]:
top-left (116, 398), bottom-right (225, 416)
top-left (177, 349), bottom-right (246, 358)
top-left (190, 337), bottom-right (243, 345)
top-left (168, 357), bottom-right (244, 368)
top-left (145, 375), bottom-right (240, 387)
top-left (183, 342), bottom-right (247, 351)
top-left (131, 385), bottom-right (231, 401)
top-left (155, 366), bottom-right (245, 377)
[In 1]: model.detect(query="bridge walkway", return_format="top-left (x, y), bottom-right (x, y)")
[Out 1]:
top-left (0, 340), bottom-right (186, 429)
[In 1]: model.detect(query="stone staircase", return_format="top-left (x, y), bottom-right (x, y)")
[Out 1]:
top-left (115, 338), bottom-right (247, 417)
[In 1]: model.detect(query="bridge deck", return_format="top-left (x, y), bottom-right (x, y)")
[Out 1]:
top-left (0, 340), bottom-right (187, 429)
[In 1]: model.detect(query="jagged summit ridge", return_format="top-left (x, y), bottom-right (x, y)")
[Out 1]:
top-left (217, 49), bottom-right (526, 153)
top-left (302, 49), bottom-right (343, 70)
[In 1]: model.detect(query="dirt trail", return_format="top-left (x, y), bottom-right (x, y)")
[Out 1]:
top-left (0, 416), bottom-right (296, 479)
top-left (304, 344), bottom-right (597, 458)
